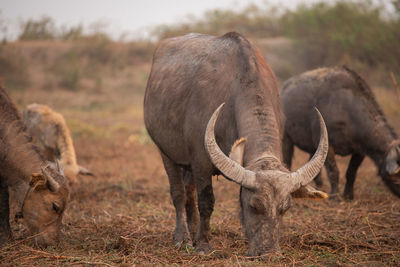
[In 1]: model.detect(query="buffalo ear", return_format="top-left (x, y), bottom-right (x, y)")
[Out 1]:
top-left (291, 185), bottom-right (328, 199)
top-left (29, 173), bottom-right (47, 190)
top-left (229, 138), bottom-right (246, 166)
top-left (78, 165), bottom-right (94, 176)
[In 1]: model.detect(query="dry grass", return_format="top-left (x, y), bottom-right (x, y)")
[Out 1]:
top-left (1, 40), bottom-right (400, 266)
top-left (2, 134), bottom-right (399, 266)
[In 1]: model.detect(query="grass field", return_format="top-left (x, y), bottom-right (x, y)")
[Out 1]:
top-left (0, 40), bottom-right (399, 266)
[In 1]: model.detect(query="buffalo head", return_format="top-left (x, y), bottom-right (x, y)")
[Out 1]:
top-left (20, 161), bottom-right (69, 247)
top-left (205, 103), bottom-right (328, 256)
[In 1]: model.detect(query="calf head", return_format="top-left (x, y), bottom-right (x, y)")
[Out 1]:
top-left (205, 103), bottom-right (328, 256)
top-left (21, 161), bottom-right (69, 247)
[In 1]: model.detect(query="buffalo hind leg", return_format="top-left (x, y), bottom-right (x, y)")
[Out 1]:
top-left (160, 153), bottom-right (191, 247)
top-left (325, 146), bottom-right (340, 199)
top-left (343, 153), bottom-right (364, 200)
top-left (282, 132), bottom-right (294, 170)
top-left (183, 170), bottom-right (199, 240)
top-left (314, 172), bottom-right (323, 188)
top-left (193, 169), bottom-right (214, 254)
top-left (0, 180), bottom-right (11, 246)
top-left (309, 154), bottom-right (324, 188)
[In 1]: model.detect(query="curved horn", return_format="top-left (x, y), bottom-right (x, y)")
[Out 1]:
top-left (204, 103), bottom-right (257, 189)
top-left (41, 164), bottom-right (60, 192)
top-left (288, 108), bottom-right (329, 192)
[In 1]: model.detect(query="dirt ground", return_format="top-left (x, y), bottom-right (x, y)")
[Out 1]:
top-left (1, 43), bottom-right (400, 266)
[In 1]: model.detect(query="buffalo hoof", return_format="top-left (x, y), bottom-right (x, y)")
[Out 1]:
top-left (247, 252), bottom-right (284, 262)
top-left (195, 242), bottom-right (213, 255)
top-left (0, 230), bottom-right (11, 247)
top-left (328, 193), bottom-right (340, 201)
top-left (174, 240), bottom-right (193, 250)
top-left (343, 193), bottom-right (354, 201)
top-left (173, 229), bottom-right (191, 248)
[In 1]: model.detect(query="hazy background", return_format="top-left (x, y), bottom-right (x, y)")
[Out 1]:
top-left (0, 0), bottom-right (339, 40)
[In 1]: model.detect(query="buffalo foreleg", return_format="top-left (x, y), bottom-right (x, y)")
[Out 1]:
top-left (343, 153), bottom-right (364, 200)
top-left (0, 180), bottom-right (11, 246)
top-left (183, 170), bottom-right (199, 240)
top-left (193, 169), bottom-right (214, 254)
top-left (160, 153), bottom-right (191, 247)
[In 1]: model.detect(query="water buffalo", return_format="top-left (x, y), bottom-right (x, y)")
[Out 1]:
top-left (22, 103), bottom-right (94, 185)
top-left (144, 32), bottom-right (328, 256)
top-left (0, 86), bottom-right (69, 247)
top-left (281, 66), bottom-right (400, 200)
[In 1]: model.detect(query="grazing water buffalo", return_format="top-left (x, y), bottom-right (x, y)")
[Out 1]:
top-left (144, 32), bottom-right (328, 256)
top-left (0, 86), bottom-right (69, 246)
top-left (22, 103), bottom-right (94, 185)
top-left (281, 66), bottom-right (400, 200)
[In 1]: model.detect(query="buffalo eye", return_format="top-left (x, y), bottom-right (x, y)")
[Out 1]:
top-left (52, 202), bottom-right (61, 213)
top-left (250, 196), bottom-right (265, 214)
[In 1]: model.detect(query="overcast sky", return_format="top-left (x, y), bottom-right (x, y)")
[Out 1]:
top-left (0, 0), bottom-right (343, 40)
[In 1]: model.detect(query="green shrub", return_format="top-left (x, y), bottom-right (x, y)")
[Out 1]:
top-left (0, 46), bottom-right (30, 90)
top-left (59, 67), bottom-right (80, 90)
top-left (152, 0), bottom-right (399, 77)
top-left (60, 25), bottom-right (84, 41)
top-left (152, 4), bottom-right (282, 40)
top-left (52, 49), bottom-right (81, 90)
top-left (281, 1), bottom-right (400, 72)
top-left (125, 41), bottom-right (155, 63)
top-left (19, 16), bottom-right (56, 40)
top-left (81, 36), bottom-right (112, 65)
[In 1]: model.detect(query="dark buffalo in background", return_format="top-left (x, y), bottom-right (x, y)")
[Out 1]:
top-left (281, 66), bottom-right (400, 200)
top-left (0, 85), bottom-right (69, 247)
top-left (144, 32), bottom-right (328, 256)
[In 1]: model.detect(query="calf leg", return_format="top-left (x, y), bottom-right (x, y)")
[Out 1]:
top-left (343, 153), bottom-right (364, 200)
top-left (0, 181), bottom-right (11, 246)
top-left (193, 169), bottom-right (214, 254)
top-left (325, 146), bottom-right (340, 199)
top-left (183, 170), bottom-right (199, 240)
top-left (160, 153), bottom-right (190, 247)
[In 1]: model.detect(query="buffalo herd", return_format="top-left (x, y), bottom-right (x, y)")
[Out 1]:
top-left (1, 32), bottom-right (399, 257)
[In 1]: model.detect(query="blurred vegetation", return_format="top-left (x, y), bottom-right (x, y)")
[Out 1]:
top-left (18, 16), bottom-right (56, 41)
top-left (0, 45), bottom-right (30, 90)
top-left (50, 47), bottom-right (81, 90)
top-left (153, 4), bottom-right (282, 39)
top-left (0, 15), bottom-right (155, 91)
top-left (48, 38), bottom-right (154, 91)
top-left (153, 0), bottom-right (400, 77)
top-left (281, 1), bottom-right (400, 74)
top-left (0, 0), bottom-right (399, 91)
